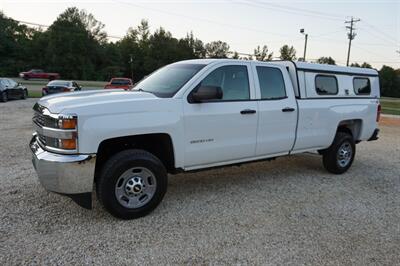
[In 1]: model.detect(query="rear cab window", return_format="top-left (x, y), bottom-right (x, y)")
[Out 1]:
top-left (315, 75), bottom-right (338, 95)
top-left (353, 77), bottom-right (371, 95)
top-left (256, 66), bottom-right (286, 99)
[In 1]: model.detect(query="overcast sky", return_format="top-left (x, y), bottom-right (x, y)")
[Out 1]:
top-left (1, 0), bottom-right (399, 69)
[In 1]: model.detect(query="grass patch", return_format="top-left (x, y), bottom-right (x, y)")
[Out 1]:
top-left (381, 98), bottom-right (400, 115)
top-left (28, 91), bottom-right (42, 98)
top-left (8, 77), bottom-right (107, 89)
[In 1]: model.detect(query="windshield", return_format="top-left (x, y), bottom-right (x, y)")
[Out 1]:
top-left (111, 79), bottom-right (131, 85)
top-left (135, 63), bottom-right (206, 97)
top-left (48, 81), bottom-right (70, 87)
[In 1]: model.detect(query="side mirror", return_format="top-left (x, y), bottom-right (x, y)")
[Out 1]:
top-left (190, 85), bottom-right (223, 103)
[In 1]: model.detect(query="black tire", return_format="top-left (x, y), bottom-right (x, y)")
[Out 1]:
top-left (0, 91), bottom-right (8, 102)
top-left (21, 90), bottom-right (27, 99)
top-left (322, 132), bottom-right (355, 174)
top-left (97, 149), bottom-right (168, 219)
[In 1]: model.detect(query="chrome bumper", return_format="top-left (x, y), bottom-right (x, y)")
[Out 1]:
top-left (30, 135), bottom-right (96, 208)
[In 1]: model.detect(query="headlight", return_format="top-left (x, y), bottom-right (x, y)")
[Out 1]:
top-left (58, 116), bottom-right (77, 129)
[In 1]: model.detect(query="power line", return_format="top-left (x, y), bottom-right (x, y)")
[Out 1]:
top-left (352, 44), bottom-right (399, 63)
top-left (362, 20), bottom-right (399, 45)
top-left (232, 0), bottom-right (344, 22)
top-left (358, 25), bottom-right (399, 47)
top-left (112, 0), bottom-right (295, 38)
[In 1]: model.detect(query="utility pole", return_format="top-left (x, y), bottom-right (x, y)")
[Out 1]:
top-left (129, 54), bottom-right (133, 81)
top-left (300, 29), bottom-right (308, 61)
top-left (345, 17), bottom-right (360, 66)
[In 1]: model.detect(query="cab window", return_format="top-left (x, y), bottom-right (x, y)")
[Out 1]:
top-left (199, 65), bottom-right (250, 101)
top-left (256, 66), bottom-right (286, 99)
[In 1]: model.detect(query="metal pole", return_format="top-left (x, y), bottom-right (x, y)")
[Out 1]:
top-left (303, 34), bottom-right (308, 61)
top-left (130, 55), bottom-right (133, 80)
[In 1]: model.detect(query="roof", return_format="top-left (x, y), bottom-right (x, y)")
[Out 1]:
top-left (294, 61), bottom-right (378, 76)
top-left (175, 59), bottom-right (379, 76)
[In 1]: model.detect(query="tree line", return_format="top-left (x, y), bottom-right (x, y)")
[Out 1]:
top-left (0, 7), bottom-right (399, 97)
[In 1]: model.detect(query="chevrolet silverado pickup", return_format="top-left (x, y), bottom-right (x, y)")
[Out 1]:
top-left (30, 59), bottom-right (380, 219)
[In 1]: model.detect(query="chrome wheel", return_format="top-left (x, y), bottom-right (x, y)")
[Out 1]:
top-left (337, 141), bottom-right (352, 168)
top-left (115, 167), bottom-right (157, 209)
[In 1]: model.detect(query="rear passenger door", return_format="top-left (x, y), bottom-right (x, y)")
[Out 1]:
top-left (252, 63), bottom-right (298, 156)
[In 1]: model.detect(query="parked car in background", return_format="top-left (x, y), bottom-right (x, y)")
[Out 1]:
top-left (104, 78), bottom-right (133, 90)
top-left (19, 69), bottom-right (60, 80)
top-left (42, 80), bottom-right (82, 96)
top-left (0, 78), bottom-right (28, 102)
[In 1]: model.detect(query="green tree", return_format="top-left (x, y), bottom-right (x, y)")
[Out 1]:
top-left (231, 51), bottom-right (239, 59)
top-left (0, 12), bottom-right (37, 76)
top-left (254, 45), bottom-right (273, 61)
top-left (205, 41), bottom-right (230, 58)
top-left (351, 62), bottom-right (372, 68)
top-left (43, 7), bottom-right (106, 80)
top-left (184, 32), bottom-right (206, 58)
top-left (361, 62), bottom-right (372, 68)
top-left (316, 56), bottom-right (336, 65)
top-left (379, 65), bottom-right (400, 97)
top-left (279, 45), bottom-right (296, 60)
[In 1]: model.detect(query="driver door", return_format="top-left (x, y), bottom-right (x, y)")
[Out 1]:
top-left (183, 63), bottom-right (258, 169)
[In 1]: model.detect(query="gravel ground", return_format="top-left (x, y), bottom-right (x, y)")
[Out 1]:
top-left (1, 99), bottom-right (399, 265)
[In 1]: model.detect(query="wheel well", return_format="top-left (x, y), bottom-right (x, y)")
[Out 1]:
top-left (337, 119), bottom-right (362, 140)
top-left (95, 133), bottom-right (175, 178)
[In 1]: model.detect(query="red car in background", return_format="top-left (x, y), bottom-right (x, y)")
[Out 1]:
top-left (104, 78), bottom-right (133, 90)
top-left (19, 69), bottom-right (60, 80)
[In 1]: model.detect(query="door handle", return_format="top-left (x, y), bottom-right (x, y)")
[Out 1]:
top-left (282, 107), bottom-right (295, 112)
top-left (240, 109), bottom-right (257, 115)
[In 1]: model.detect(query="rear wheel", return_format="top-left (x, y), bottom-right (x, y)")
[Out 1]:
top-left (97, 149), bottom-right (168, 219)
top-left (322, 132), bottom-right (355, 174)
top-left (0, 91), bottom-right (8, 102)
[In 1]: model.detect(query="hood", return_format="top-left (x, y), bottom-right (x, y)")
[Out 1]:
top-left (38, 89), bottom-right (158, 113)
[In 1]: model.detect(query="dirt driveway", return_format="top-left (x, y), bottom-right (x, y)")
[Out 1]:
top-left (1, 99), bottom-right (399, 265)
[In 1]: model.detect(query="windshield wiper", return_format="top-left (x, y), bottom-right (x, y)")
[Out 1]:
top-left (135, 88), bottom-right (155, 95)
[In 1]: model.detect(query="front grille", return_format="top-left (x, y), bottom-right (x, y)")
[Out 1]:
top-left (38, 134), bottom-right (46, 146)
top-left (33, 103), bottom-right (57, 149)
top-left (33, 108), bottom-right (57, 128)
top-left (33, 111), bottom-right (46, 127)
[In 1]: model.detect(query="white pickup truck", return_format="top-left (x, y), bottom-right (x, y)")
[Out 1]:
top-left (30, 59), bottom-right (381, 219)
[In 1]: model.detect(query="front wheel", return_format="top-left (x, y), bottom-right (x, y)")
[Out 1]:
top-left (0, 91), bottom-right (8, 102)
top-left (322, 132), bottom-right (355, 174)
top-left (97, 149), bottom-right (168, 219)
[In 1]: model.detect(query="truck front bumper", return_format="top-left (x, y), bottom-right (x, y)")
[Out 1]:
top-left (30, 135), bottom-right (96, 209)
